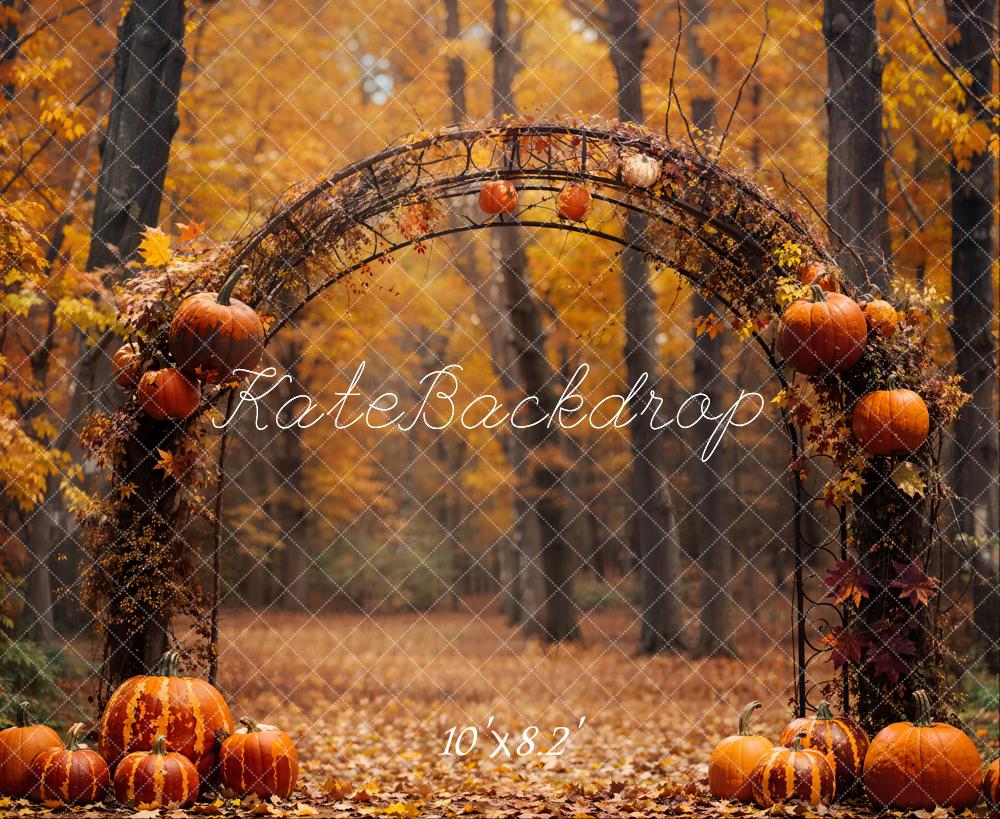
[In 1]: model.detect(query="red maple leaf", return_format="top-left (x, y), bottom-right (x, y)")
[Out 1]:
top-left (868, 634), bottom-right (917, 683)
top-left (823, 626), bottom-right (865, 669)
top-left (824, 559), bottom-right (875, 607)
top-left (890, 560), bottom-right (940, 607)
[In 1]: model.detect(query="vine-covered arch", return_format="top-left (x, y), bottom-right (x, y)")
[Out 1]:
top-left (90, 119), bottom-right (959, 728)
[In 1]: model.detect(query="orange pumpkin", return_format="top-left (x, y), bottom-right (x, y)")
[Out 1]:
top-left (864, 690), bottom-right (983, 810)
top-left (30, 723), bottom-right (110, 805)
top-left (219, 717), bottom-right (298, 798)
top-left (0, 701), bottom-right (62, 797)
top-left (984, 756), bottom-right (999, 811)
top-left (478, 180), bottom-right (518, 214)
top-left (750, 733), bottom-right (836, 806)
top-left (851, 389), bottom-right (930, 455)
top-left (799, 261), bottom-right (838, 292)
top-left (777, 286), bottom-right (867, 375)
top-left (780, 700), bottom-right (869, 794)
top-left (112, 343), bottom-right (144, 388)
top-left (708, 701), bottom-right (774, 800)
top-left (556, 184), bottom-right (591, 222)
top-left (113, 735), bottom-right (199, 809)
top-left (137, 367), bottom-right (200, 421)
top-left (862, 298), bottom-right (898, 337)
top-left (168, 267), bottom-right (265, 383)
top-left (99, 650), bottom-right (234, 777)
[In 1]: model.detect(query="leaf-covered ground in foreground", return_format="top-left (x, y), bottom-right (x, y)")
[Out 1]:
top-left (4, 608), bottom-right (996, 819)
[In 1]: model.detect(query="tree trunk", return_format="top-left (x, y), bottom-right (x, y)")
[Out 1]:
top-left (491, 0), bottom-right (578, 642)
top-left (605, 0), bottom-right (685, 653)
top-left (823, 0), bottom-right (891, 290)
top-left (945, 0), bottom-right (998, 673)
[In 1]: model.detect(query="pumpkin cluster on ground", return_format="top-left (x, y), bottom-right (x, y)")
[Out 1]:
top-left (112, 267), bottom-right (265, 422)
top-left (0, 652), bottom-right (298, 809)
top-left (708, 692), bottom-right (990, 811)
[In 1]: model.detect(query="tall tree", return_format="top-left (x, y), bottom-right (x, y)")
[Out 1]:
top-left (603, 0), bottom-right (685, 653)
top-left (490, 0), bottom-right (578, 641)
top-left (823, 0), bottom-right (892, 290)
top-left (682, 0), bottom-right (736, 657)
top-left (944, 0), bottom-right (998, 672)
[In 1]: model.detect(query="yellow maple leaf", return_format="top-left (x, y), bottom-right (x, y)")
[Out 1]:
top-left (891, 461), bottom-right (926, 498)
top-left (138, 226), bottom-right (172, 267)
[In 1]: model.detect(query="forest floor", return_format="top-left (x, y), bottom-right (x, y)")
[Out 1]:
top-left (7, 606), bottom-right (997, 819)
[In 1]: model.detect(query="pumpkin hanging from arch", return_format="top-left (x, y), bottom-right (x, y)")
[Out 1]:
top-left (99, 650), bottom-right (234, 777)
top-left (851, 388), bottom-right (930, 455)
top-left (137, 367), bottom-right (201, 421)
top-left (112, 342), bottom-right (145, 389)
top-left (780, 700), bottom-right (869, 794)
top-left (0, 701), bottom-right (62, 797)
top-left (30, 723), bottom-right (110, 805)
top-left (749, 732), bottom-right (836, 807)
top-left (556, 184), bottom-right (592, 222)
top-left (863, 689), bottom-right (983, 810)
top-left (114, 735), bottom-right (200, 809)
top-left (708, 701), bottom-right (774, 800)
top-left (219, 717), bottom-right (299, 798)
top-left (478, 180), bottom-right (518, 214)
top-left (777, 286), bottom-right (867, 376)
top-left (620, 152), bottom-right (660, 188)
top-left (860, 293), bottom-right (898, 337)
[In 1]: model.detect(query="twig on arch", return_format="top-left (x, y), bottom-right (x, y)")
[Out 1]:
top-left (664, 0), bottom-right (684, 140)
top-left (718, 0), bottom-right (769, 157)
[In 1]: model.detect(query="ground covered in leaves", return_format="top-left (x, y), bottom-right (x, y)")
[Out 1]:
top-left (5, 608), bottom-right (996, 819)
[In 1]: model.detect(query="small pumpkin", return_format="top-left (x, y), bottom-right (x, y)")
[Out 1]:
top-left (777, 285), bottom-right (867, 375)
top-left (864, 689), bottom-right (983, 810)
top-left (750, 732), bottom-right (836, 806)
top-left (708, 701), bottom-right (774, 800)
top-left (99, 650), bottom-right (234, 777)
top-left (0, 701), bottom-right (62, 797)
top-left (798, 260), bottom-right (838, 292)
top-left (861, 293), bottom-right (898, 337)
top-left (780, 700), bottom-right (869, 794)
top-left (168, 267), bottom-right (265, 383)
top-left (30, 723), bottom-right (110, 805)
top-left (984, 756), bottom-right (999, 811)
top-left (219, 717), bottom-right (298, 798)
top-left (556, 184), bottom-right (591, 222)
top-left (112, 343), bottom-right (144, 388)
top-left (114, 735), bottom-right (199, 809)
top-left (137, 367), bottom-right (200, 421)
top-left (620, 152), bottom-right (660, 188)
top-left (478, 180), bottom-right (518, 214)
top-left (851, 388), bottom-right (929, 455)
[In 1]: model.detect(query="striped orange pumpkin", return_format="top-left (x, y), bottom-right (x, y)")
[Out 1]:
top-left (984, 757), bottom-right (999, 811)
top-left (30, 723), bottom-right (110, 805)
top-left (113, 735), bottom-right (199, 808)
top-left (219, 717), bottom-right (298, 798)
top-left (750, 733), bottom-right (836, 806)
top-left (99, 650), bottom-right (233, 776)
top-left (780, 700), bottom-right (869, 794)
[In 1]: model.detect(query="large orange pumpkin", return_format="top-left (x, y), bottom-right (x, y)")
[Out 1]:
top-left (478, 180), bottom-right (518, 214)
top-left (798, 261), bottom-right (838, 292)
top-left (169, 267), bottom-right (265, 383)
top-left (136, 367), bottom-right (200, 421)
top-left (750, 733), bottom-right (836, 806)
top-left (851, 389), bottom-right (930, 455)
top-left (112, 343), bottom-right (144, 388)
top-left (708, 701), bottom-right (774, 800)
top-left (0, 701), bottom-right (62, 797)
top-left (864, 690), bottom-right (983, 810)
top-left (777, 286), bottom-right (867, 375)
top-left (984, 756), bottom-right (999, 811)
top-left (30, 723), bottom-right (110, 805)
top-left (219, 717), bottom-right (298, 798)
top-left (114, 735), bottom-right (199, 809)
top-left (556, 184), bottom-right (592, 222)
top-left (780, 700), bottom-right (869, 794)
top-left (99, 650), bottom-right (234, 777)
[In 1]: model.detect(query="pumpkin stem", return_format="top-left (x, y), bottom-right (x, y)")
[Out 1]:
top-left (911, 689), bottom-right (934, 727)
top-left (240, 717), bottom-right (261, 733)
top-left (155, 650), bottom-right (181, 677)
top-left (737, 701), bottom-right (762, 736)
top-left (64, 722), bottom-right (85, 751)
top-left (14, 700), bottom-right (32, 727)
top-left (217, 265), bottom-right (248, 306)
top-left (150, 735), bottom-right (169, 755)
top-left (810, 284), bottom-right (826, 302)
top-left (815, 700), bottom-right (834, 720)
top-left (790, 731), bottom-right (807, 752)
top-left (152, 350), bottom-right (171, 370)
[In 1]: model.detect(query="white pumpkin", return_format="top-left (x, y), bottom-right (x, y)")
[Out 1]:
top-left (620, 153), bottom-right (661, 188)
